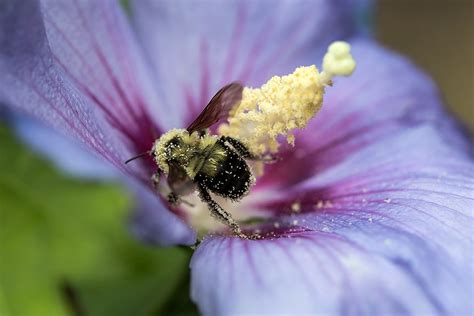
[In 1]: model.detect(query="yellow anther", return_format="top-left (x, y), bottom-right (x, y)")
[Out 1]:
top-left (218, 41), bottom-right (356, 155)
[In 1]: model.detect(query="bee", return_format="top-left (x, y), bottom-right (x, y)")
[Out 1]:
top-left (127, 83), bottom-right (265, 236)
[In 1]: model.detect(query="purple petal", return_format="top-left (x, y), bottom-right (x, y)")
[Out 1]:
top-left (190, 40), bottom-right (474, 315)
top-left (255, 123), bottom-right (474, 228)
top-left (129, 180), bottom-right (197, 246)
top-left (0, 0), bottom-right (163, 177)
top-left (192, 225), bottom-right (472, 315)
top-left (131, 0), bottom-right (368, 127)
top-left (191, 153), bottom-right (473, 314)
top-left (257, 39), bottom-right (472, 190)
top-left (192, 130), bottom-right (474, 315)
top-left (0, 0), bottom-right (196, 245)
top-left (12, 114), bottom-right (117, 179)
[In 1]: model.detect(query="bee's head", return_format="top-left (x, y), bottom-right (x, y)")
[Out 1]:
top-left (165, 136), bottom-right (182, 149)
top-left (152, 129), bottom-right (194, 174)
top-left (163, 136), bottom-right (184, 159)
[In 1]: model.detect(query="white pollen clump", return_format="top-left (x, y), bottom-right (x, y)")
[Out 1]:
top-left (219, 41), bottom-right (356, 155)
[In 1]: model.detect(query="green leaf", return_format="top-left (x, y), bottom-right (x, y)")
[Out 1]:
top-left (0, 125), bottom-right (195, 316)
top-left (157, 269), bottom-right (200, 316)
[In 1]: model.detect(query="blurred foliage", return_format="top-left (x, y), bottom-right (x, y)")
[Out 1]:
top-left (120, 0), bottom-right (130, 15)
top-left (0, 125), bottom-right (198, 316)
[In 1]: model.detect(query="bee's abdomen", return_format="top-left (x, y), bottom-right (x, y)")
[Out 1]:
top-left (195, 143), bottom-right (252, 200)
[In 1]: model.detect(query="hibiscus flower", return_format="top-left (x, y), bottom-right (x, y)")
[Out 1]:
top-left (1, 0), bottom-right (472, 315)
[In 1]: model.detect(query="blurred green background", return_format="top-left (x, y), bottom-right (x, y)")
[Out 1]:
top-left (0, 126), bottom-right (199, 316)
top-left (0, 1), bottom-right (472, 316)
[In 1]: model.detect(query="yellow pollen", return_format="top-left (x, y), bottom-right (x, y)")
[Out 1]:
top-left (218, 41), bottom-right (356, 155)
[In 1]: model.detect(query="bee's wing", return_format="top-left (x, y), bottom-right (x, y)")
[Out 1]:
top-left (187, 82), bottom-right (243, 134)
top-left (167, 161), bottom-right (195, 196)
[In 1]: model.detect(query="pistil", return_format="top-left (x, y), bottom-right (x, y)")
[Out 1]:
top-left (218, 41), bottom-right (356, 155)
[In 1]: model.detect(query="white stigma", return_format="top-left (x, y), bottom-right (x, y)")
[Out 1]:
top-left (320, 41), bottom-right (356, 85)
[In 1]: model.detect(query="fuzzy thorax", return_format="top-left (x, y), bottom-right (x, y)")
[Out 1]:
top-left (218, 41), bottom-right (356, 155)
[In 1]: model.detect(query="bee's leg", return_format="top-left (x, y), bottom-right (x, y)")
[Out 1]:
top-left (221, 136), bottom-right (276, 162)
top-left (151, 172), bottom-right (161, 189)
top-left (152, 172), bottom-right (194, 206)
top-left (167, 192), bottom-right (194, 207)
top-left (167, 192), bottom-right (179, 204)
top-left (197, 184), bottom-right (245, 237)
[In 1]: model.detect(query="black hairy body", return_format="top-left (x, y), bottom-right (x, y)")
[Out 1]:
top-left (194, 137), bottom-right (253, 200)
